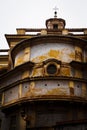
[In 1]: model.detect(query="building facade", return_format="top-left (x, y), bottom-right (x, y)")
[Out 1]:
top-left (0, 12), bottom-right (87, 130)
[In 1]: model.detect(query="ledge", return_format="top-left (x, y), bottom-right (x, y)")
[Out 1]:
top-left (70, 60), bottom-right (87, 70)
top-left (0, 61), bottom-right (34, 79)
top-left (56, 119), bottom-right (87, 125)
top-left (1, 95), bottom-right (87, 111)
top-left (0, 76), bottom-right (87, 92)
top-left (11, 35), bottom-right (87, 61)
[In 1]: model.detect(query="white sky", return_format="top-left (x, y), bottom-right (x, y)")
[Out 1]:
top-left (0, 0), bottom-right (87, 49)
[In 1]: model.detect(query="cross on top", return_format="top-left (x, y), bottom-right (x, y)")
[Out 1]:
top-left (53, 6), bottom-right (58, 18)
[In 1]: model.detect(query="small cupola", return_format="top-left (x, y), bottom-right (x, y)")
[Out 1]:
top-left (46, 9), bottom-right (66, 30)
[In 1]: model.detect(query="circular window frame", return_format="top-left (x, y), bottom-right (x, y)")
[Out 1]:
top-left (45, 62), bottom-right (59, 76)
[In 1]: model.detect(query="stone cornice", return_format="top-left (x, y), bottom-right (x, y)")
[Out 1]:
top-left (0, 76), bottom-right (87, 92)
top-left (0, 61), bottom-right (34, 81)
top-left (1, 95), bottom-right (87, 111)
top-left (70, 60), bottom-right (87, 70)
top-left (11, 35), bottom-right (87, 62)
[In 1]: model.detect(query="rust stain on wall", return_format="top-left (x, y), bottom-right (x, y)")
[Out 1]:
top-left (48, 50), bottom-right (59, 58)
top-left (25, 82), bottom-right (68, 97)
top-left (15, 57), bottom-right (23, 66)
top-left (32, 68), bottom-right (43, 77)
top-left (69, 81), bottom-right (74, 88)
top-left (32, 55), bottom-right (47, 62)
top-left (60, 67), bottom-right (70, 76)
top-left (69, 52), bottom-right (75, 59)
top-left (46, 88), bottom-right (68, 95)
top-left (69, 81), bottom-right (74, 95)
top-left (32, 48), bottom-right (74, 63)
top-left (25, 87), bottom-right (47, 97)
top-left (32, 50), bottom-right (60, 62)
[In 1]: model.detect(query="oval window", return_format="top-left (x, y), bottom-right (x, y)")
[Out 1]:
top-left (47, 64), bottom-right (57, 75)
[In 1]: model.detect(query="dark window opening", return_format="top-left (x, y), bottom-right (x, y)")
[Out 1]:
top-left (9, 115), bottom-right (16, 130)
top-left (53, 24), bottom-right (58, 29)
top-left (47, 64), bottom-right (57, 75)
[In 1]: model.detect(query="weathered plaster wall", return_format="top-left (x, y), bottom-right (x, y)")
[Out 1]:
top-left (31, 66), bottom-right (43, 77)
top-left (12, 42), bottom-right (84, 80)
top-left (22, 82), bottom-right (30, 97)
top-left (3, 80), bottom-right (87, 105)
top-left (14, 47), bottom-right (30, 67)
top-left (4, 86), bottom-right (19, 103)
top-left (13, 43), bottom-right (84, 67)
top-left (74, 82), bottom-right (82, 97)
top-left (2, 41), bottom-right (87, 106)
top-left (15, 50), bottom-right (24, 67)
top-left (60, 64), bottom-right (71, 76)
top-left (75, 46), bottom-right (83, 62)
top-left (31, 64), bottom-right (82, 78)
top-left (30, 43), bottom-right (75, 63)
top-left (0, 72), bottom-right (22, 88)
top-left (24, 80), bottom-right (69, 97)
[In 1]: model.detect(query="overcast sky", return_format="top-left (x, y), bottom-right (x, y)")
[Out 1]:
top-left (0, 0), bottom-right (87, 49)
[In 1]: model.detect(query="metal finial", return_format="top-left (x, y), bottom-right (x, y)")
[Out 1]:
top-left (53, 6), bottom-right (58, 18)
